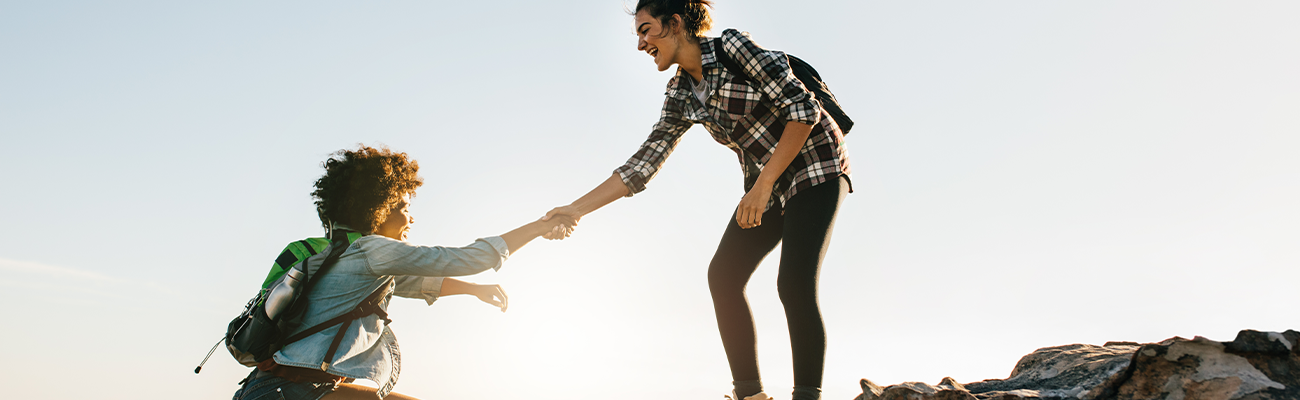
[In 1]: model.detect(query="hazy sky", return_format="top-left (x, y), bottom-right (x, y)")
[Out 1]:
top-left (2, 1), bottom-right (1297, 399)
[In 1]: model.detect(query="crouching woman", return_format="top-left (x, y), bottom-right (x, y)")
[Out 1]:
top-left (232, 145), bottom-right (570, 400)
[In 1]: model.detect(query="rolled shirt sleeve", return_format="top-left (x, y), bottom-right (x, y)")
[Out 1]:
top-left (393, 276), bottom-right (444, 305)
top-left (362, 235), bottom-right (511, 277)
top-left (719, 29), bottom-right (821, 126)
top-left (613, 94), bottom-right (692, 196)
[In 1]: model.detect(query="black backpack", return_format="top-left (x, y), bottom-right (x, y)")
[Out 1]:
top-left (195, 230), bottom-right (391, 374)
top-left (712, 38), bottom-right (854, 135)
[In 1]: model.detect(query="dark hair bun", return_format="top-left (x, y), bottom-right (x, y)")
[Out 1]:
top-left (634, 0), bottom-right (714, 39)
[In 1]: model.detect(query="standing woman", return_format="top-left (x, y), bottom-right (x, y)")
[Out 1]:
top-left (542, 1), bottom-right (851, 399)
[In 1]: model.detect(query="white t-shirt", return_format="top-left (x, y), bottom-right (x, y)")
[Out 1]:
top-left (690, 74), bottom-right (709, 104)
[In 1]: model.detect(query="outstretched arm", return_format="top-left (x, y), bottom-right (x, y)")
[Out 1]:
top-left (439, 277), bottom-right (509, 312)
top-left (437, 216), bottom-right (575, 312)
top-left (542, 89), bottom-right (693, 240)
top-left (548, 173), bottom-right (629, 219)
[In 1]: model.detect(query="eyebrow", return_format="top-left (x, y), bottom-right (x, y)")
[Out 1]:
top-left (637, 22), bottom-right (650, 33)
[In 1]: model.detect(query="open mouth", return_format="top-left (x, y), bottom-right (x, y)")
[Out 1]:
top-left (648, 48), bottom-right (659, 58)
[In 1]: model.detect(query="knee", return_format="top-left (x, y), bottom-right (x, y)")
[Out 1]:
top-left (776, 274), bottom-right (817, 304)
top-left (708, 262), bottom-right (746, 295)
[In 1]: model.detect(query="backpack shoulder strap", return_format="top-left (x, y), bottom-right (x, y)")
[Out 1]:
top-left (297, 231), bottom-right (351, 296)
top-left (713, 38), bottom-right (750, 83)
top-left (279, 232), bottom-right (396, 370)
top-left (280, 281), bottom-right (391, 345)
top-left (282, 280), bottom-right (392, 370)
top-left (714, 39), bottom-right (855, 134)
top-left (273, 231), bottom-right (351, 349)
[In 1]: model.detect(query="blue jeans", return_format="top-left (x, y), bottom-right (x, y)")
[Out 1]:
top-left (232, 370), bottom-right (338, 400)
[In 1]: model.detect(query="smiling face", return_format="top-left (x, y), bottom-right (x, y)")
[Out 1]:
top-left (375, 193), bottom-right (413, 241)
top-left (635, 9), bottom-right (685, 72)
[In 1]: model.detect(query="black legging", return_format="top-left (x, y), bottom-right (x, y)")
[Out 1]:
top-left (708, 176), bottom-right (848, 391)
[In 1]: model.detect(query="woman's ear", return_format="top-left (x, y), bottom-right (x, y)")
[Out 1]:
top-left (671, 14), bottom-right (684, 36)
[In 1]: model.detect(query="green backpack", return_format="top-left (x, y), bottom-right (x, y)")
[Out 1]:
top-left (195, 230), bottom-right (390, 374)
top-left (259, 234), bottom-right (363, 289)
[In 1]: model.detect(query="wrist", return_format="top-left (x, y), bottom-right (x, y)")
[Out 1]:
top-left (530, 220), bottom-right (553, 236)
top-left (567, 203), bottom-right (588, 217)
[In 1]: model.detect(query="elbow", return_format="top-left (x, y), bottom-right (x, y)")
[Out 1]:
top-left (785, 120), bottom-right (816, 140)
top-left (782, 103), bottom-right (821, 127)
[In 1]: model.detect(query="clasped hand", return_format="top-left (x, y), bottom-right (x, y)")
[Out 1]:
top-left (540, 205), bottom-right (581, 240)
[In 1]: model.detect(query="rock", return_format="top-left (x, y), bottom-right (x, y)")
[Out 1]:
top-left (972, 389), bottom-right (1044, 400)
top-left (1114, 335), bottom-right (1299, 399)
top-left (854, 377), bottom-right (975, 400)
top-left (965, 342), bottom-right (1140, 400)
top-left (856, 379), bottom-right (884, 400)
top-left (854, 329), bottom-right (1298, 400)
top-left (1223, 329), bottom-right (1300, 355)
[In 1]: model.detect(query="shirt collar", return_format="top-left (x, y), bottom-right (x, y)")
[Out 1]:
top-left (666, 36), bottom-right (720, 100)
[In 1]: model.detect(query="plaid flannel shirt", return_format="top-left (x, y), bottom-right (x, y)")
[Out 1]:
top-left (614, 29), bottom-right (851, 209)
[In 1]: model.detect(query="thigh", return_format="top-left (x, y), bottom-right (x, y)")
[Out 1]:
top-left (321, 383), bottom-right (419, 400)
top-left (709, 207), bottom-right (785, 281)
top-left (779, 176), bottom-right (849, 275)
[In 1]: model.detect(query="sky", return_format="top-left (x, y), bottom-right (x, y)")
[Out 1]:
top-left (1, 1), bottom-right (1298, 399)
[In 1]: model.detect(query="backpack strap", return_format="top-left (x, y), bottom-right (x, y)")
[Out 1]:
top-left (713, 38), bottom-right (749, 84)
top-left (296, 231), bottom-right (351, 300)
top-left (281, 283), bottom-right (391, 346)
top-left (298, 240), bottom-right (318, 256)
top-left (278, 232), bottom-right (395, 371)
top-left (272, 232), bottom-right (351, 351)
top-left (320, 284), bottom-right (390, 370)
top-left (711, 38), bottom-right (855, 134)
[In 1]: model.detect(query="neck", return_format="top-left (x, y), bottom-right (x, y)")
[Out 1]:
top-left (675, 37), bottom-right (704, 82)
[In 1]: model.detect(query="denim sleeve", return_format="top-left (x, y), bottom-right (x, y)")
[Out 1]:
top-left (361, 235), bottom-right (510, 278)
top-left (393, 276), bottom-right (444, 305)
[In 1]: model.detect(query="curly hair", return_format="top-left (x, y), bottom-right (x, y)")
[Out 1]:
top-left (311, 145), bottom-right (423, 234)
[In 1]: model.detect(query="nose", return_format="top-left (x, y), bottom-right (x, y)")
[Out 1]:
top-left (637, 36), bottom-right (646, 51)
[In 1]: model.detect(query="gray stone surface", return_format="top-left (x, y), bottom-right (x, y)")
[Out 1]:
top-left (966, 342), bottom-right (1139, 399)
top-left (855, 377), bottom-right (975, 400)
top-left (1114, 333), bottom-right (1299, 400)
top-left (854, 329), bottom-right (1299, 400)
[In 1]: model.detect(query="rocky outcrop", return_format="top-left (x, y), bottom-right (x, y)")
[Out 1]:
top-left (856, 377), bottom-right (976, 400)
top-left (964, 342), bottom-right (1140, 399)
top-left (855, 329), bottom-right (1299, 400)
top-left (1115, 331), bottom-right (1299, 400)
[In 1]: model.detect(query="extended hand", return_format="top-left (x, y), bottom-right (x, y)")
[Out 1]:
top-left (541, 205), bottom-right (582, 240)
top-left (471, 283), bottom-right (509, 312)
top-left (736, 185), bottom-right (772, 229)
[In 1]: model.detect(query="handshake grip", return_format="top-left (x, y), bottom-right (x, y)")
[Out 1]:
top-left (541, 214), bottom-right (578, 240)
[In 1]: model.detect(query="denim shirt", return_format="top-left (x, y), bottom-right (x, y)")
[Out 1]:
top-left (272, 234), bottom-right (510, 398)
